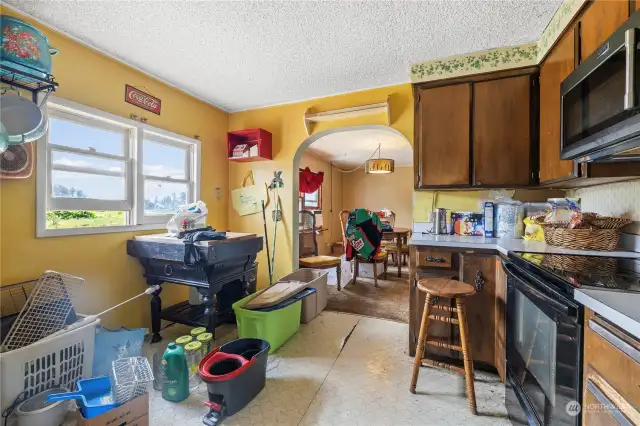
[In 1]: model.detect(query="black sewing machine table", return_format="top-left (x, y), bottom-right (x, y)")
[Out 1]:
top-left (127, 232), bottom-right (263, 343)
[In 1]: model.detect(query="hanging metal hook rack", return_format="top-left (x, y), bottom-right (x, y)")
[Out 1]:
top-left (0, 62), bottom-right (58, 104)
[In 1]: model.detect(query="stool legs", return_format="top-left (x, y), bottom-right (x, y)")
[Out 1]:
top-left (456, 298), bottom-right (477, 415)
top-left (410, 293), bottom-right (432, 393)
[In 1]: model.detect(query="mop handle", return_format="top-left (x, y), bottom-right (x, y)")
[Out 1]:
top-left (41, 285), bottom-right (161, 342)
top-left (93, 285), bottom-right (160, 318)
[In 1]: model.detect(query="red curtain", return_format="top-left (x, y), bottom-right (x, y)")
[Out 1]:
top-left (299, 167), bottom-right (324, 194)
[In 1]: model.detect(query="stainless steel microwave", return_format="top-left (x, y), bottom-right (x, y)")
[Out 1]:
top-left (561, 11), bottom-right (640, 162)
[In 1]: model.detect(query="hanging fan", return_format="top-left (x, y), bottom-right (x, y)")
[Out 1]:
top-left (0, 142), bottom-right (33, 179)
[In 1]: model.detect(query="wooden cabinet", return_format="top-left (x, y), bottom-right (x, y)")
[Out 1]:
top-left (538, 0), bottom-right (640, 187)
top-left (473, 76), bottom-right (533, 187)
top-left (539, 28), bottom-right (577, 184)
top-left (583, 308), bottom-right (640, 425)
top-left (579, 0), bottom-right (629, 62)
top-left (494, 257), bottom-right (507, 383)
top-left (413, 68), bottom-right (537, 189)
top-left (409, 246), bottom-right (506, 377)
top-left (459, 253), bottom-right (496, 366)
top-left (409, 247), bottom-right (458, 359)
top-left (415, 84), bottom-right (470, 188)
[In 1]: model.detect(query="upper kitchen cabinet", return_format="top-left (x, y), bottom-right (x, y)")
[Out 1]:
top-left (579, 0), bottom-right (629, 62)
top-left (415, 84), bottom-right (471, 188)
top-left (538, 0), bottom-right (640, 187)
top-left (539, 28), bottom-right (577, 184)
top-left (473, 75), bottom-right (533, 187)
top-left (413, 68), bottom-right (538, 190)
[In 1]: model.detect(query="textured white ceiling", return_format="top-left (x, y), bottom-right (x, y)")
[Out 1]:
top-left (307, 128), bottom-right (412, 170)
top-left (7, 1), bottom-right (562, 112)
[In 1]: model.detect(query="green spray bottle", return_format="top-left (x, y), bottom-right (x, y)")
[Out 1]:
top-left (162, 342), bottom-right (189, 402)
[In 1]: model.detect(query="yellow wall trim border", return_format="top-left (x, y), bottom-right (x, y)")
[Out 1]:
top-left (410, 0), bottom-right (587, 83)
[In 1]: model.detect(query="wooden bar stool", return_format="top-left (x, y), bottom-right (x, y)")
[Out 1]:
top-left (409, 277), bottom-right (478, 415)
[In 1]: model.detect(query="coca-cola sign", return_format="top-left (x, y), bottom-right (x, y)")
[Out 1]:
top-left (125, 85), bottom-right (161, 115)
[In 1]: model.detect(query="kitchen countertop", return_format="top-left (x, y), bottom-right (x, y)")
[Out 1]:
top-left (575, 289), bottom-right (640, 340)
top-left (408, 234), bottom-right (640, 258)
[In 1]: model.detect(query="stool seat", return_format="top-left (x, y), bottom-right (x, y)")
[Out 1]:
top-left (417, 278), bottom-right (476, 297)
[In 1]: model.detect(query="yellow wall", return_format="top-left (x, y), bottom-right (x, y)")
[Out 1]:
top-left (299, 152), bottom-right (342, 255)
top-left (0, 9), bottom-right (229, 328)
top-left (342, 166), bottom-right (414, 229)
top-left (229, 85), bottom-right (414, 288)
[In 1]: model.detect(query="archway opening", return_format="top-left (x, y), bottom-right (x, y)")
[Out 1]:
top-left (292, 124), bottom-right (413, 322)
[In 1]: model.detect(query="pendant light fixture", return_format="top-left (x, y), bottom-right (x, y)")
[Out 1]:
top-left (365, 144), bottom-right (394, 174)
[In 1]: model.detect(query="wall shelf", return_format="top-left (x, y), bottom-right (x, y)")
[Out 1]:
top-left (303, 97), bottom-right (390, 135)
top-left (227, 128), bottom-right (272, 162)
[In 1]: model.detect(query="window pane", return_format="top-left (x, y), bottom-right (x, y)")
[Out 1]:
top-left (52, 171), bottom-right (126, 200)
top-left (49, 117), bottom-right (126, 156)
top-left (52, 151), bottom-right (125, 174)
top-left (144, 181), bottom-right (189, 215)
top-left (143, 140), bottom-right (187, 179)
top-left (46, 210), bottom-right (127, 229)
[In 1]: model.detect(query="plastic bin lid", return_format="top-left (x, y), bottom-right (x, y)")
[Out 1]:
top-left (249, 288), bottom-right (316, 312)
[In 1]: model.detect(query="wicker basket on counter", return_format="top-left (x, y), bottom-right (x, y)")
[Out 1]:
top-left (537, 215), bottom-right (632, 251)
top-left (541, 254), bottom-right (618, 275)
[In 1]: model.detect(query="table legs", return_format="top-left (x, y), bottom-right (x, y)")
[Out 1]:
top-left (202, 292), bottom-right (217, 340)
top-left (396, 236), bottom-right (402, 277)
top-left (149, 282), bottom-right (163, 343)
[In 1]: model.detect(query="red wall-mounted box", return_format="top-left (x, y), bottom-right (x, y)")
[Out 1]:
top-left (227, 128), bottom-right (272, 162)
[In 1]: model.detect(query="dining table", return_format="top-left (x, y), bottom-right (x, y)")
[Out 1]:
top-left (382, 227), bottom-right (411, 277)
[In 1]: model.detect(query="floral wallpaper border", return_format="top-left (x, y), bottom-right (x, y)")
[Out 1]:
top-left (537, 0), bottom-right (586, 62)
top-left (410, 44), bottom-right (538, 83)
top-left (410, 0), bottom-right (586, 83)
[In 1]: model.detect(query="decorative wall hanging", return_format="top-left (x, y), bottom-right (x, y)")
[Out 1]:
top-left (231, 171), bottom-right (263, 216)
top-left (125, 85), bottom-right (161, 115)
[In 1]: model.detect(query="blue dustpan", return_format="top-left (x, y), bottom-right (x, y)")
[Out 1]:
top-left (46, 376), bottom-right (121, 419)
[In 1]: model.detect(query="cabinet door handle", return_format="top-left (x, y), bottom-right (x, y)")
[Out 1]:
top-left (426, 256), bottom-right (446, 263)
top-left (586, 380), bottom-right (633, 426)
top-left (589, 319), bottom-right (640, 363)
top-left (475, 271), bottom-right (484, 291)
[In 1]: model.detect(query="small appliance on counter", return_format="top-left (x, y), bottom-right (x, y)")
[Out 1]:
top-left (433, 208), bottom-right (447, 235)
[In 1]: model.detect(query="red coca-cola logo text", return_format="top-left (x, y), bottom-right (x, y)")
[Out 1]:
top-left (125, 85), bottom-right (161, 115)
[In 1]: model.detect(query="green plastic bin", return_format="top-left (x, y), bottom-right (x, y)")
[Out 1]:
top-left (232, 290), bottom-right (302, 354)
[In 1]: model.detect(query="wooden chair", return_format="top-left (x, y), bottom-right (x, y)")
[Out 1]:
top-left (409, 278), bottom-right (477, 414)
top-left (339, 210), bottom-right (388, 288)
top-left (299, 210), bottom-right (342, 289)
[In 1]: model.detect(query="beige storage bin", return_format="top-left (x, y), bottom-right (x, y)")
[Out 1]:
top-left (277, 268), bottom-right (328, 323)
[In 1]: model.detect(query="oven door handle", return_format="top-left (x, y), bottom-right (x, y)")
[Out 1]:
top-left (503, 261), bottom-right (577, 318)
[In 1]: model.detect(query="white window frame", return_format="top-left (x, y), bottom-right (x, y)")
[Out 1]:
top-left (37, 97), bottom-right (201, 237)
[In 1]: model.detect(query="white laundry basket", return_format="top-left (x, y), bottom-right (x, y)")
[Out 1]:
top-left (0, 317), bottom-right (99, 414)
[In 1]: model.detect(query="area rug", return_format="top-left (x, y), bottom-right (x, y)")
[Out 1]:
top-left (325, 265), bottom-right (410, 323)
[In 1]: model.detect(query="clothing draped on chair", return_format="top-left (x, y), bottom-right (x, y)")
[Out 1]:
top-left (344, 209), bottom-right (383, 261)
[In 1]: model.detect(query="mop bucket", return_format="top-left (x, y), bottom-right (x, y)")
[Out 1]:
top-left (198, 338), bottom-right (270, 425)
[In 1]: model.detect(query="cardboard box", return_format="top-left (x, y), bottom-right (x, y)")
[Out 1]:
top-left (77, 393), bottom-right (149, 426)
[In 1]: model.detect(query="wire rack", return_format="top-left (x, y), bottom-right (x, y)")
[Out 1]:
top-left (0, 63), bottom-right (58, 95)
top-left (111, 357), bottom-right (154, 403)
top-left (1, 271), bottom-right (84, 352)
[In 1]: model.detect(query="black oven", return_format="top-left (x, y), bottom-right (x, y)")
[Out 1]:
top-left (503, 260), bottom-right (583, 426)
top-left (561, 10), bottom-right (640, 162)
